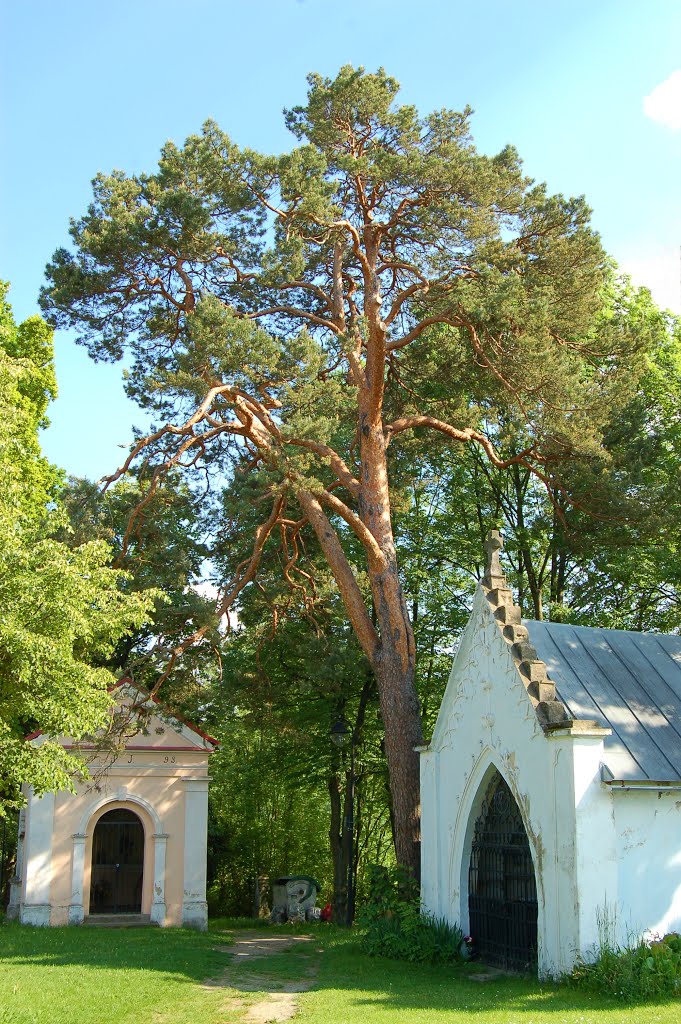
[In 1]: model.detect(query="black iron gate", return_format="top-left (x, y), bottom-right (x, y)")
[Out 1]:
top-left (89, 809), bottom-right (144, 914)
top-left (468, 773), bottom-right (538, 971)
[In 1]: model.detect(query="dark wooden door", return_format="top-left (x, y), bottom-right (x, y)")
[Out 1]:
top-left (89, 809), bottom-right (144, 914)
top-left (468, 773), bottom-right (538, 971)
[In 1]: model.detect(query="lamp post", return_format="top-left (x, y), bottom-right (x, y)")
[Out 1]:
top-left (330, 716), bottom-right (355, 926)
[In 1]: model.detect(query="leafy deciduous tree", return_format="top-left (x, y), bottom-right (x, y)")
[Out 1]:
top-left (0, 284), bottom-right (155, 810)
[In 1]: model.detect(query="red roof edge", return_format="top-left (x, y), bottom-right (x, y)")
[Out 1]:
top-left (115, 676), bottom-right (220, 746)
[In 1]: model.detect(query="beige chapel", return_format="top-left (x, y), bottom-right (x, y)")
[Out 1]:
top-left (7, 681), bottom-right (217, 929)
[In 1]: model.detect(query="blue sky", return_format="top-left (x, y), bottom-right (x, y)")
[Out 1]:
top-left (2, 0), bottom-right (680, 480)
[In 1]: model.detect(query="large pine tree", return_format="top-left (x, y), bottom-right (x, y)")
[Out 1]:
top-left (41, 67), bottom-right (641, 870)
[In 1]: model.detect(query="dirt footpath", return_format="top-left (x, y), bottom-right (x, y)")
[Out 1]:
top-left (206, 930), bottom-right (320, 1023)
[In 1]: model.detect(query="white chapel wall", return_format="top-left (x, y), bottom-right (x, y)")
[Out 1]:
top-left (419, 585), bottom-right (643, 974)
top-left (611, 790), bottom-right (681, 942)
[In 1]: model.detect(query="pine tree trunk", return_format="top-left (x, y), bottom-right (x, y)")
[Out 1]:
top-left (328, 772), bottom-right (347, 921)
top-left (359, 405), bottom-right (424, 875)
top-left (373, 637), bottom-right (423, 874)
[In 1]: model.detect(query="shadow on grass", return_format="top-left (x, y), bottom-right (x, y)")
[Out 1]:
top-left (0, 919), bottom-right (224, 984)
top-left (0, 918), bottom-right (316, 986)
top-left (1, 921), bottom-right (678, 1019)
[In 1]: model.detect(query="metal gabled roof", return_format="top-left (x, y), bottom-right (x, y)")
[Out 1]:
top-left (526, 620), bottom-right (681, 782)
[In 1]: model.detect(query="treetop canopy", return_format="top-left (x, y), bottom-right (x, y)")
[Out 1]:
top-left (41, 65), bottom-right (618, 466)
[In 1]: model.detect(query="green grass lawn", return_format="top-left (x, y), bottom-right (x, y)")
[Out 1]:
top-left (0, 921), bottom-right (229, 1024)
top-left (301, 930), bottom-right (680, 1024)
top-left (1, 921), bottom-right (679, 1024)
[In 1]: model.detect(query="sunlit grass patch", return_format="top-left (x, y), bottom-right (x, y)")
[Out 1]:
top-left (2, 920), bottom-right (679, 1024)
top-left (0, 921), bottom-right (228, 1024)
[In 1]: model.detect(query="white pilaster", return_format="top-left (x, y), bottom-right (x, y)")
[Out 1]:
top-left (181, 779), bottom-right (209, 930)
top-left (6, 808), bottom-right (26, 921)
top-left (150, 833), bottom-right (168, 926)
top-left (68, 834), bottom-right (87, 925)
top-left (21, 790), bottom-right (55, 926)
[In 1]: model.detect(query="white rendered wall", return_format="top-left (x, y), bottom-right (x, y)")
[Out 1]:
top-left (611, 790), bottom-right (681, 942)
top-left (570, 740), bottom-right (619, 956)
top-left (21, 790), bottom-right (55, 925)
top-left (181, 779), bottom-right (209, 930)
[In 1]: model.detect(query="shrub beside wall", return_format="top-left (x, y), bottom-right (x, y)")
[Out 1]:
top-left (359, 865), bottom-right (463, 965)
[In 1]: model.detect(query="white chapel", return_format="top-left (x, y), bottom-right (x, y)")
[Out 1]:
top-left (420, 531), bottom-right (681, 977)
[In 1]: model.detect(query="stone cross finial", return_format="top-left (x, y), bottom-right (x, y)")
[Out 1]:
top-left (483, 529), bottom-right (506, 587)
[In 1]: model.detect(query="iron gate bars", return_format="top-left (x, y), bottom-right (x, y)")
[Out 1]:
top-left (468, 773), bottom-right (538, 971)
top-left (89, 808), bottom-right (144, 914)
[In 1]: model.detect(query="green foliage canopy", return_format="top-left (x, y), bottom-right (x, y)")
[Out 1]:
top-left (0, 284), bottom-right (156, 809)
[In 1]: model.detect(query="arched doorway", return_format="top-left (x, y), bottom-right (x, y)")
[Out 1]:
top-left (89, 808), bottom-right (145, 915)
top-left (468, 772), bottom-right (538, 971)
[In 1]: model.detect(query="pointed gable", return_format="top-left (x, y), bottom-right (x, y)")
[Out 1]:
top-left (27, 678), bottom-right (218, 751)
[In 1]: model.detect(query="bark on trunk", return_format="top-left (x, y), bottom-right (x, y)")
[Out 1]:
top-left (300, 419), bottom-right (424, 876)
top-left (359, 417), bottom-right (423, 875)
top-left (373, 643), bottom-right (423, 874)
top-left (297, 229), bottom-right (425, 878)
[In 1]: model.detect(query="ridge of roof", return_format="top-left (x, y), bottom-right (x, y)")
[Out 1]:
top-left (526, 619), bottom-right (681, 641)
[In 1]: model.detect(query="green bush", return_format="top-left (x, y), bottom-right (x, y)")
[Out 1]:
top-left (569, 932), bottom-right (681, 1001)
top-left (358, 864), bottom-right (463, 964)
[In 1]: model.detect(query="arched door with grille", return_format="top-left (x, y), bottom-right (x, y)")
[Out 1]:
top-left (468, 773), bottom-right (538, 971)
top-left (89, 808), bottom-right (144, 914)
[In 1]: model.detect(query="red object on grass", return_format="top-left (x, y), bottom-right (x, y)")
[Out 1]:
top-left (320, 902), bottom-right (332, 922)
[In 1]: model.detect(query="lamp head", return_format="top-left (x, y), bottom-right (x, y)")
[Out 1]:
top-left (330, 717), bottom-right (350, 748)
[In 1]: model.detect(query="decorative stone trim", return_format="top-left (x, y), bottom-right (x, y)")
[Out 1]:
top-left (481, 530), bottom-right (569, 730)
top-left (546, 721), bottom-right (611, 737)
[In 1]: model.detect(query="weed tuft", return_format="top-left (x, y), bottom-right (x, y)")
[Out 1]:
top-left (569, 931), bottom-right (681, 1002)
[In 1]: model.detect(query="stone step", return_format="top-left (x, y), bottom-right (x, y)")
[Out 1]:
top-left (83, 913), bottom-right (154, 928)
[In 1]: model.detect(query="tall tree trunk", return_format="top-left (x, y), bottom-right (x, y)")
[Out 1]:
top-left (298, 235), bottom-right (425, 876)
top-left (360, 418), bottom-right (423, 873)
top-left (373, 640), bottom-right (423, 873)
top-left (301, 406), bottom-right (425, 873)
